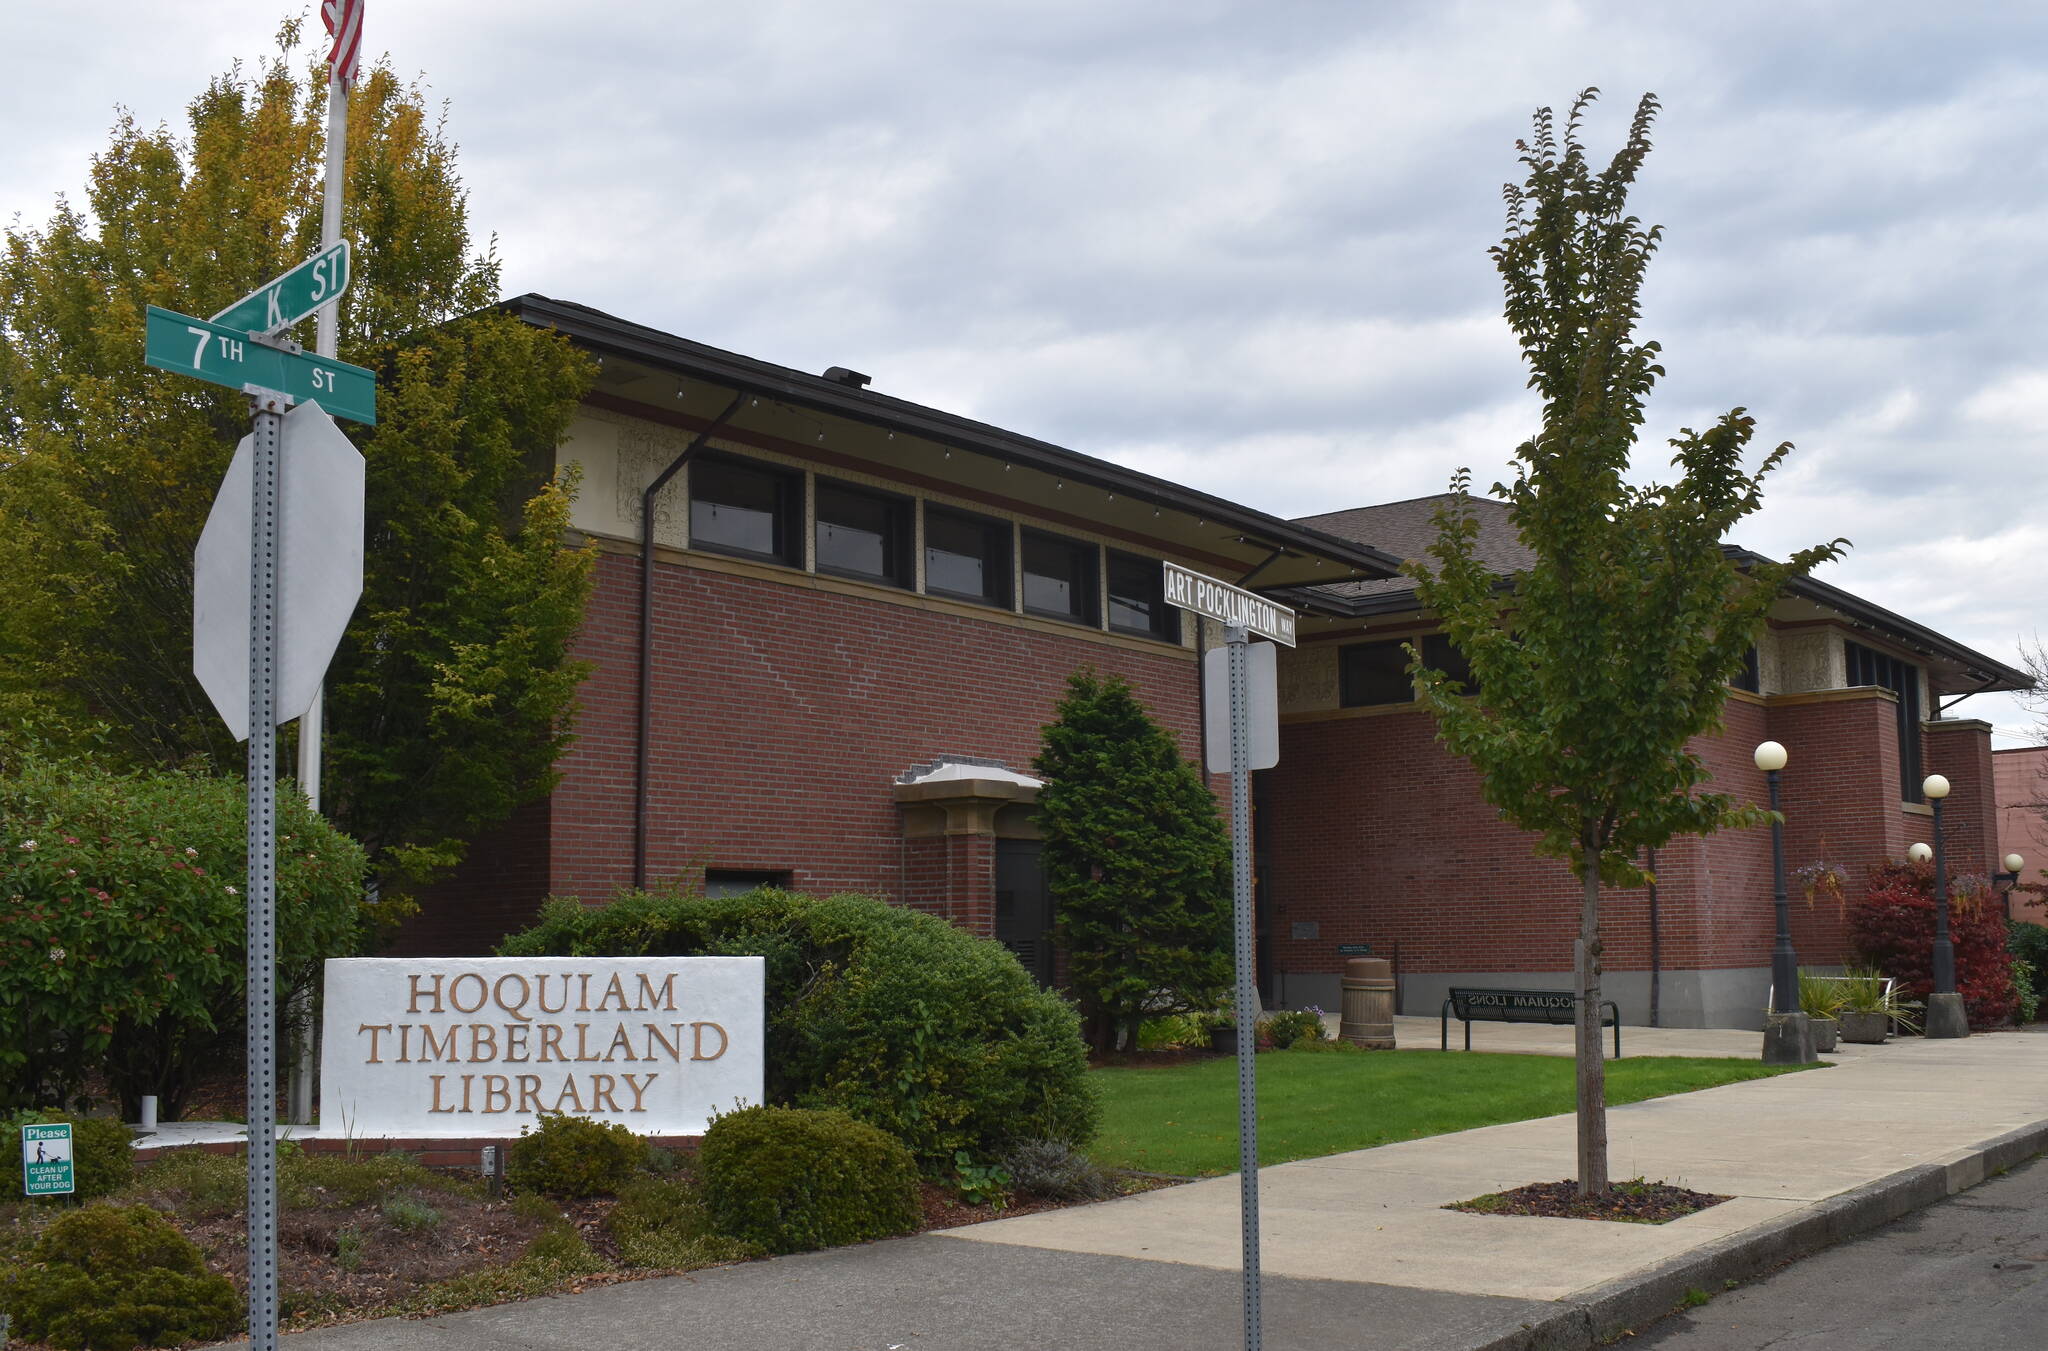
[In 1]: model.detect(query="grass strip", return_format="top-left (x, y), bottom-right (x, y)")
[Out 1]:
top-left (1089, 1047), bottom-right (1820, 1176)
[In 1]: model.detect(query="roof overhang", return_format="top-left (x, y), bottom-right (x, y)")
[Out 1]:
top-left (501, 294), bottom-right (1405, 591)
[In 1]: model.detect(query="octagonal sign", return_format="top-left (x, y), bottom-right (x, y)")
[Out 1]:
top-left (193, 402), bottom-right (365, 742)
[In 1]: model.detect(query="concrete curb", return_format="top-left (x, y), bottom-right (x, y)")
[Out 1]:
top-left (1466, 1116), bottom-right (2048, 1351)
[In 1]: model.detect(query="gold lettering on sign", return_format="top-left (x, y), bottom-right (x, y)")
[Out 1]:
top-left (517, 1074), bottom-right (542, 1113)
top-left (536, 973), bottom-right (568, 1014)
top-left (589, 1074), bottom-right (622, 1112)
top-left (691, 1021), bottom-right (728, 1061)
top-left (449, 972), bottom-right (489, 1014)
top-left (635, 973), bottom-right (677, 1011)
top-left (358, 1023), bottom-right (393, 1063)
top-left (605, 1024), bottom-right (639, 1062)
top-left (419, 1025), bottom-right (458, 1063)
top-left (396, 1024), bottom-right (413, 1063)
top-left (621, 1072), bottom-right (657, 1111)
top-left (460, 1074), bottom-right (475, 1113)
top-left (428, 1075), bottom-right (455, 1113)
top-left (550, 1077), bottom-right (586, 1113)
top-left (504, 1023), bottom-right (531, 1063)
top-left (407, 973), bottom-right (444, 1014)
top-left (644, 1023), bottom-right (683, 1062)
top-left (577, 973), bottom-right (592, 1012)
top-left (468, 1023), bottom-right (498, 1062)
top-left (537, 1024), bottom-right (565, 1062)
top-left (482, 1075), bottom-right (511, 1113)
top-left (595, 973), bottom-right (630, 1012)
top-left (574, 1023), bottom-right (600, 1062)
top-left (495, 974), bottom-right (532, 1021)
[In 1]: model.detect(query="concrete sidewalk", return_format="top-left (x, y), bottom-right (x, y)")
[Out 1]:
top-left (275, 1028), bottom-right (2048, 1351)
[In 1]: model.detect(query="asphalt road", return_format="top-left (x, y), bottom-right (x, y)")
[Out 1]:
top-left (1626, 1152), bottom-right (2048, 1350)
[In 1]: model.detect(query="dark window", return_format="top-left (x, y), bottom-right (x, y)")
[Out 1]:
top-left (1846, 640), bottom-right (1923, 801)
top-left (1733, 644), bottom-right (1761, 694)
top-left (924, 506), bottom-right (1012, 607)
top-left (1339, 639), bottom-right (1413, 707)
top-left (1339, 634), bottom-right (1477, 708)
top-left (1021, 529), bottom-right (1099, 625)
top-left (703, 869), bottom-right (792, 898)
top-left (814, 478), bottom-right (912, 587)
top-left (689, 454), bottom-right (801, 566)
top-left (1106, 550), bottom-right (1176, 641)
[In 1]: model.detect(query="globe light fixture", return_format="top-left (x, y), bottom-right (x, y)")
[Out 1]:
top-left (1922, 773), bottom-right (1966, 1037)
top-left (1755, 741), bottom-right (1813, 1064)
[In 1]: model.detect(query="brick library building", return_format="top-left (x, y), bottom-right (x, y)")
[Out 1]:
top-left (396, 296), bottom-right (2034, 1031)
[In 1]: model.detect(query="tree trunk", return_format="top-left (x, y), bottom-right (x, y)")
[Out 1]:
top-left (1575, 854), bottom-right (1609, 1196)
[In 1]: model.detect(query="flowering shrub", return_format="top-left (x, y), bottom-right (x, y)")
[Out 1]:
top-left (1, 758), bottom-right (368, 1115)
top-left (1847, 859), bottom-right (2015, 1029)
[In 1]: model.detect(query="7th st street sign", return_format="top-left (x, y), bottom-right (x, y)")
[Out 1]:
top-left (211, 241), bottom-right (349, 336)
top-left (145, 306), bottom-right (376, 425)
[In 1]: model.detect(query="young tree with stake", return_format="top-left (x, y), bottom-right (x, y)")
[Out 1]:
top-left (1409, 90), bottom-right (1845, 1196)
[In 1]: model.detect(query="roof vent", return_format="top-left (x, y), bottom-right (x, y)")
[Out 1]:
top-left (822, 366), bottom-right (872, 389)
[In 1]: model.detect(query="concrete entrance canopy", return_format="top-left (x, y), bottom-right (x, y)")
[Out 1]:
top-left (895, 758), bottom-right (1042, 936)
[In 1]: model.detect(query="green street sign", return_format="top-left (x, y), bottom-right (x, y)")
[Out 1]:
top-left (145, 305), bottom-right (377, 425)
top-left (211, 241), bottom-right (350, 335)
top-left (21, 1122), bottom-right (74, 1197)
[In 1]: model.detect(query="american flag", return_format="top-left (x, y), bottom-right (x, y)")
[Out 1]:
top-left (322, 0), bottom-right (364, 89)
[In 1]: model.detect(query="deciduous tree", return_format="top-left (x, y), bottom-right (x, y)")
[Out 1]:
top-left (1409, 90), bottom-right (1845, 1195)
top-left (0, 22), bottom-right (593, 903)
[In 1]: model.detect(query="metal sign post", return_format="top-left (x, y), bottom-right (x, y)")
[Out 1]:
top-left (149, 247), bottom-right (371, 1351)
top-left (244, 390), bottom-right (285, 1351)
top-left (1164, 564), bottom-right (1295, 1351)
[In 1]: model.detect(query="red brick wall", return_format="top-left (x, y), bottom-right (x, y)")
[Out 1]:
top-left (548, 551), bottom-right (1202, 909)
top-left (1926, 723), bottom-right (1997, 878)
top-left (391, 799), bottom-right (554, 957)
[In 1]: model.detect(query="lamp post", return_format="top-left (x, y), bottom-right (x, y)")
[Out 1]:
top-left (1922, 774), bottom-right (1968, 1039)
top-left (1756, 741), bottom-right (1815, 1064)
top-left (1994, 852), bottom-right (2027, 925)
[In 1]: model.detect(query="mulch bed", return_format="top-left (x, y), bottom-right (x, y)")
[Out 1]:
top-left (1447, 1179), bottom-right (1730, 1224)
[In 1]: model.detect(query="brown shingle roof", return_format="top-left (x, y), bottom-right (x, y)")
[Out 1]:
top-left (1292, 494), bottom-right (1532, 599)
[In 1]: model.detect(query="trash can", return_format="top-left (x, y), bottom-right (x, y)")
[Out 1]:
top-left (1339, 957), bottom-right (1396, 1049)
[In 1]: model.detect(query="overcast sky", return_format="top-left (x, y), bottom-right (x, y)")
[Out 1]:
top-left (6, 2), bottom-right (2045, 746)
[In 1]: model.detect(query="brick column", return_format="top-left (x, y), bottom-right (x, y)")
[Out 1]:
top-left (1925, 719), bottom-right (1997, 877)
top-left (893, 776), bottom-right (1038, 938)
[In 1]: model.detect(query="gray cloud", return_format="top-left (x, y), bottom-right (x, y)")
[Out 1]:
top-left (5, 0), bottom-right (2043, 744)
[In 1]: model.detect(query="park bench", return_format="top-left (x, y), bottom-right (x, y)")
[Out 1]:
top-left (1440, 987), bottom-right (1622, 1057)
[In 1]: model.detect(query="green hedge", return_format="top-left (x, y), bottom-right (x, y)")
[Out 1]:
top-left (700, 1105), bottom-right (920, 1254)
top-left (1, 1111), bottom-right (132, 1202)
top-left (0, 758), bottom-right (368, 1116)
top-left (0, 1204), bottom-right (241, 1348)
top-left (500, 888), bottom-right (1098, 1165)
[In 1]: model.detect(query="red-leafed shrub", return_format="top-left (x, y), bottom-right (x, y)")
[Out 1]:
top-left (1848, 860), bottom-right (2016, 1028)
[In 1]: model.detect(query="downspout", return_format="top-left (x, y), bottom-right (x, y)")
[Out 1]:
top-left (635, 391), bottom-right (746, 888)
top-left (1646, 845), bottom-right (1661, 1028)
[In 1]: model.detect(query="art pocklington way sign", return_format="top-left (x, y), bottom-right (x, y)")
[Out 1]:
top-left (1163, 562), bottom-right (1295, 1351)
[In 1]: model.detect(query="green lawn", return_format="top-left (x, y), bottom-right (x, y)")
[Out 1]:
top-left (1089, 1047), bottom-right (1820, 1176)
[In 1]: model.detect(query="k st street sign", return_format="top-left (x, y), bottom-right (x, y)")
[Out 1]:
top-left (211, 241), bottom-right (350, 336)
top-left (145, 306), bottom-right (377, 425)
top-left (1161, 561), bottom-right (1297, 646)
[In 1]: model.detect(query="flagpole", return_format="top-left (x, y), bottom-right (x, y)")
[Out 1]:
top-left (288, 14), bottom-right (350, 1130)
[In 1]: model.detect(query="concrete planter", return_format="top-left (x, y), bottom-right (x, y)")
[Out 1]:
top-left (1809, 1015), bottom-right (1840, 1053)
top-left (1838, 1010), bottom-right (1890, 1044)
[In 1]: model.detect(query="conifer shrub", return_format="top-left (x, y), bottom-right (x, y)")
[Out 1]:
top-left (1, 1111), bottom-right (132, 1202)
top-left (0, 1204), bottom-right (240, 1349)
top-left (1034, 669), bottom-right (1232, 1052)
top-left (501, 888), bottom-right (1097, 1165)
top-left (699, 1105), bottom-right (921, 1254)
top-left (506, 1112), bottom-right (647, 1199)
top-left (1848, 860), bottom-right (2016, 1028)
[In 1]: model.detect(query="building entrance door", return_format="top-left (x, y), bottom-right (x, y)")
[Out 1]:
top-left (995, 839), bottom-right (1055, 987)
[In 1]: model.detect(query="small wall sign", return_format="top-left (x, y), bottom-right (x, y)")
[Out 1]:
top-left (21, 1122), bottom-right (75, 1197)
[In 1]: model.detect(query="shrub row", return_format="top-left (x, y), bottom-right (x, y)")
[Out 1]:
top-left (499, 887), bottom-right (1099, 1164)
